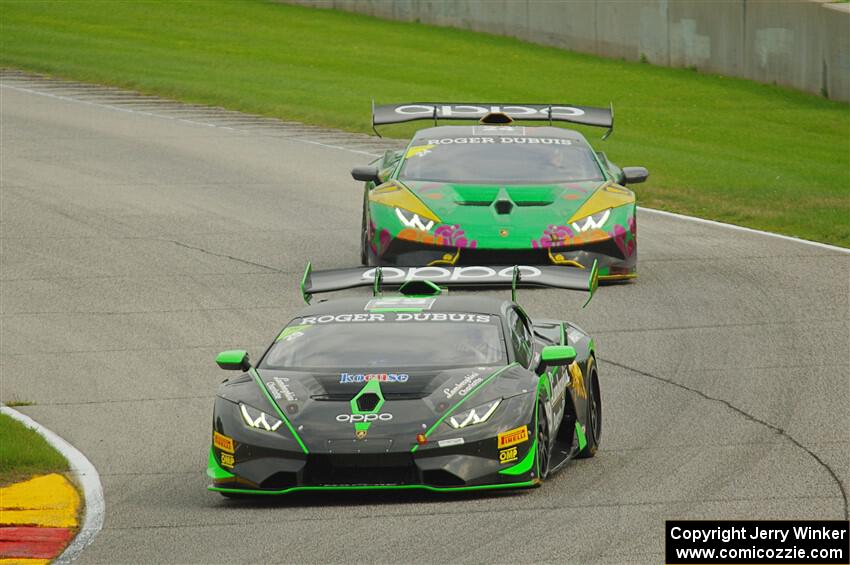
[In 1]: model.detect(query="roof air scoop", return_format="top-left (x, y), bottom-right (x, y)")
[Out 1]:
top-left (399, 279), bottom-right (443, 296)
top-left (495, 199), bottom-right (514, 215)
top-left (494, 188), bottom-right (515, 215)
top-left (479, 112), bottom-right (513, 125)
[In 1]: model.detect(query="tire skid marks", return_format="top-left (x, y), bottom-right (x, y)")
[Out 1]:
top-left (0, 70), bottom-right (402, 159)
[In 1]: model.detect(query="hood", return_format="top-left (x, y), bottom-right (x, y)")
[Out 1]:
top-left (252, 365), bottom-right (523, 448)
top-left (258, 365), bottom-right (500, 404)
top-left (395, 180), bottom-right (634, 250)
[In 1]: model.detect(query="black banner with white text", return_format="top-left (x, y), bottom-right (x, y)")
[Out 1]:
top-left (665, 521), bottom-right (849, 564)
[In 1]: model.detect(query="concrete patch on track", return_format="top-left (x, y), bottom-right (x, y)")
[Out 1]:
top-left (1, 69), bottom-right (847, 563)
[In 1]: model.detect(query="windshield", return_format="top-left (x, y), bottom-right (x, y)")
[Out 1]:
top-left (261, 314), bottom-right (506, 370)
top-left (399, 136), bottom-right (604, 184)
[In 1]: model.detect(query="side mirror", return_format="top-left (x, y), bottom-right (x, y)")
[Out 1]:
top-left (351, 166), bottom-right (381, 183)
top-left (539, 345), bottom-right (577, 369)
top-left (622, 166), bottom-right (649, 185)
top-left (216, 350), bottom-right (251, 371)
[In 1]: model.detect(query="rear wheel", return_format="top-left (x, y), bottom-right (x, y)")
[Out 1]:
top-left (536, 401), bottom-right (550, 479)
top-left (578, 357), bottom-right (601, 458)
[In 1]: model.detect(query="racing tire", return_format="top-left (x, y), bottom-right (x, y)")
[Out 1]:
top-left (360, 201), bottom-right (369, 266)
top-left (536, 401), bottom-right (550, 480)
top-left (577, 357), bottom-right (601, 459)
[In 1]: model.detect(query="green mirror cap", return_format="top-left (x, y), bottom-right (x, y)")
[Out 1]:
top-left (583, 259), bottom-right (599, 308)
top-left (541, 345), bottom-right (577, 363)
top-left (216, 349), bottom-right (249, 370)
top-left (300, 261), bottom-right (312, 305)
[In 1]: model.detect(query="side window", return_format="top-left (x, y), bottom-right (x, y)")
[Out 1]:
top-left (596, 151), bottom-right (623, 184)
top-left (508, 309), bottom-right (533, 367)
top-left (379, 150), bottom-right (402, 182)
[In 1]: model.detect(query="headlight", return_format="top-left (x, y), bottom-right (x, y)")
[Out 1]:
top-left (369, 182), bottom-right (441, 224)
top-left (395, 207), bottom-right (434, 231)
top-left (447, 399), bottom-right (501, 429)
top-left (240, 403), bottom-right (283, 432)
top-left (571, 209), bottom-right (610, 232)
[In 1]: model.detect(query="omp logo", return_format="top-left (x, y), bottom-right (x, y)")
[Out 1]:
top-left (336, 413), bottom-right (393, 423)
top-left (362, 265), bottom-right (542, 283)
top-left (394, 104), bottom-right (586, 119)
top-left (220, 452), bottom-right (235, 469)
top-left (499, 446), bottom-right (518, 464)
top-left (497, 425), bottom-right (529, 449)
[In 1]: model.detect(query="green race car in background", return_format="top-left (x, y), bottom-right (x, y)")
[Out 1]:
top-left (352, 103), bottom-right (648, 281)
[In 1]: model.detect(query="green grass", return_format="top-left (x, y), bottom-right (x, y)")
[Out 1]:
top-left (1, 0), bottom-right (848, 246)
top-left (0, 413), bottom-right (68, 484)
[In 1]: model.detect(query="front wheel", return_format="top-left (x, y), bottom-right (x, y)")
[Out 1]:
top-left (535, 401), bottom-right (550, 479)
top-left (577, 357), bottom-right (601, 458)
top-left (359, 202), bottom-right (369, 266)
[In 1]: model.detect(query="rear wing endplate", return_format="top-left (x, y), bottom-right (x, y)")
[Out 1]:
top-left (372, 101), bottom-right (613, 139)
top-left (300, 262), bottom-right (599, 307)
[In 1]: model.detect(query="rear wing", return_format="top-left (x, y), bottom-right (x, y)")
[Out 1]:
top-left (371, 101), bottom-right (613, 139)
top-left (300, 262), bottom-right (599, 307)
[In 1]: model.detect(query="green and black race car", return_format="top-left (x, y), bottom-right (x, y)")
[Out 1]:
top-left (207, 263), bottom-right (601, 495)
top-left (352, 103), bottom-right (648, 281)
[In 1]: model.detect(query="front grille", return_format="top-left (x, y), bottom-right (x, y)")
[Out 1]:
top-left (456, 247), bottom-right (549, 264)
top-left (261, 471), bottom-right (298, 490)
top-left (303, 453), bottom-right (417, 486)
top-left (422, 469), bottom-right (465, 487)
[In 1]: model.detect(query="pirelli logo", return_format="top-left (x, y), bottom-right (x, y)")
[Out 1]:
top-left (497, 425), bottom-right (529, 449)
top-left (213, 431), bottom-right (234, 454)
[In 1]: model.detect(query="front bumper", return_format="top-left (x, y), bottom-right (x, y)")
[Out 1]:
top-left (376, 237), bottom-right (636, 279)
top-left (207, 435), bottom-right (538, 494)
top-left (208, 397), bottom-right (539, 494)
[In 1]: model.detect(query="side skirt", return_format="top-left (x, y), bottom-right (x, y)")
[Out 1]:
top-left (548, 436), bottom-right (575, 475)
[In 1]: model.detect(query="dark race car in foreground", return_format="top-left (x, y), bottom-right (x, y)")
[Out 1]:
top-left (352, 102), bottom-right (648, 281)
top-left (207, 263), bottom-right (601, 495)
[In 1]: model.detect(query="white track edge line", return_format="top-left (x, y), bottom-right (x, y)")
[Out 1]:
top-left (3, 79), bottom-right (847, 254)
top-left (638, 207), bottom-right (850, 254)
top-left (0, 404), bottom-right (105, 564)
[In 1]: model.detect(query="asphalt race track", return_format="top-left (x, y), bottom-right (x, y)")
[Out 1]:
top-left (2, 71), bottom-right (848, 564)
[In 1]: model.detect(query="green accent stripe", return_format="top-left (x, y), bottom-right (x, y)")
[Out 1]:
top-left (209, 480), bottom-right (537, 495)
top-left (559, 322), bottom-right (566, 345)
top-left (575, 421), bottom-right (587, 451)
top-left (249, 367), bottom-right (309, 454)
top-left (411, 362), bottom-right (519, 453)
top-left (206, 447), bottom-right (235, 480)
top-left (498, 438), bottom-right (537, 476)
